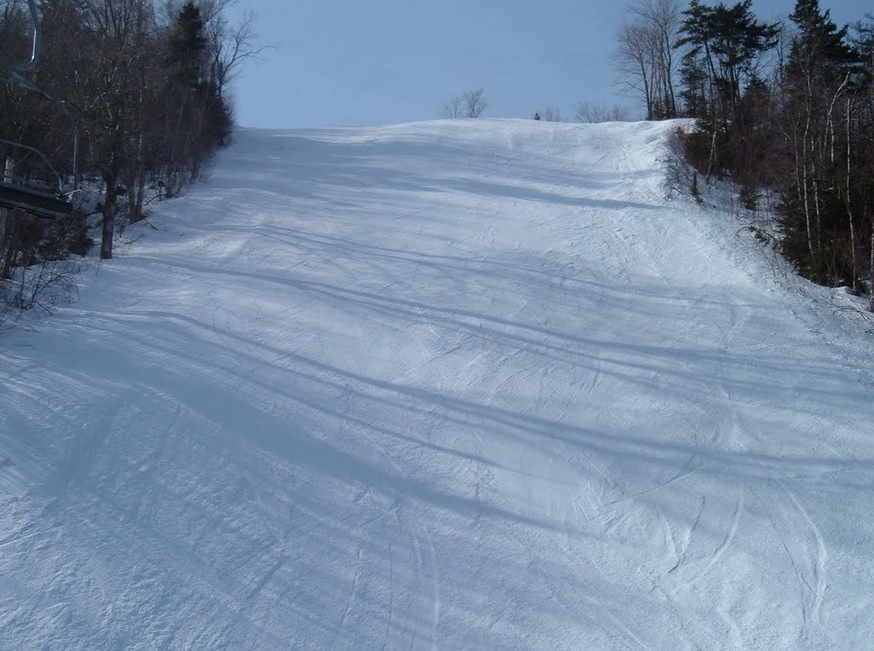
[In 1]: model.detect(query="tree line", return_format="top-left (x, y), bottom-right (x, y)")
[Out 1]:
top-left (618, 0), bottom-right (874, 310)
top-left (0, 0), bottom-right (259, 277)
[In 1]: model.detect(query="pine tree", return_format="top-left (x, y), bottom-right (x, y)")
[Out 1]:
top-left (676, 0), bottom-right (779, 127)
top-left (160, 1), bottom-right (230, 194)
top-left (169, 1), bottom-right (209, 89)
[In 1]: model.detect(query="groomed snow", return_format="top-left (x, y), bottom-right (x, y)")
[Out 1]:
top-left (2, 118), bottom-right (874, 650)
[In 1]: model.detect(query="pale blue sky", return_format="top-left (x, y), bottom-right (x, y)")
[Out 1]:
top-left (227, 0), bottom-right (869, 129)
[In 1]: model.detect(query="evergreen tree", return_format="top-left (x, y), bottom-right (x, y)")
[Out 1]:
top-left (169, 1), bottom-right (209, 89)
top-left (159, 0), bottom-right (230, 194)
top-left (676, 0), bottom-right (779, 126)
top-left (786, 0), bottom-right (854, 81)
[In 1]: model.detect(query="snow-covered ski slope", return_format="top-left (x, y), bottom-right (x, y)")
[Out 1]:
top-left (2, 119), bottom-right (874, 650)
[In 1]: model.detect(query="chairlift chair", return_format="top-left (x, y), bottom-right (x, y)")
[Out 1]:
top-left (0, 180), bottom-right (75, 220)
top-left (0, 0), bottom-right (79, 220)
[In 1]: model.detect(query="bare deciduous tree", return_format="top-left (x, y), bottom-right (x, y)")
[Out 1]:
top-left (616, 0), bottom-right (681, 119)
top-left (440, 88), bottom-right (488, 119)
top-left (439, 94), bottom-right (463, 119)
top-left (538, 105), bottom-right (563, 122)
top-left (575, 101), bottom-right (630, 123)
top-left (463, 87), bottom-right (488, 118)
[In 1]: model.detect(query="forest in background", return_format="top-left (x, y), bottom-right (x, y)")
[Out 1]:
top-left (2, 0), bottom-right (874, 317)
top-left (0, 0), bottom-right (258, 293)
top-left (617, 0), bottom-right (874, 307)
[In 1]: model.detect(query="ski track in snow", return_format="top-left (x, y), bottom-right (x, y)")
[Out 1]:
top-left (2, 118), bottom-right (874, 650)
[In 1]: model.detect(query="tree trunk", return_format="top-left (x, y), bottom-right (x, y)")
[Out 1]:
top-left (0, 211), bottom-right (14, 279)
top-left (844, 97), bottom-right (859, 294)
top-left (100, 173), bottom-right (118, 260)
top-left (870, 225), bottom-right (874, 313)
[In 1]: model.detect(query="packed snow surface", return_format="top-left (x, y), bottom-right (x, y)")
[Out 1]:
top-left (2, 119), bottom-right (874, 650)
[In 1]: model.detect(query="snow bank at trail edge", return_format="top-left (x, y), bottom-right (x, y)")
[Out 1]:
top-left (2, 118), bottom-right (874, 650)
